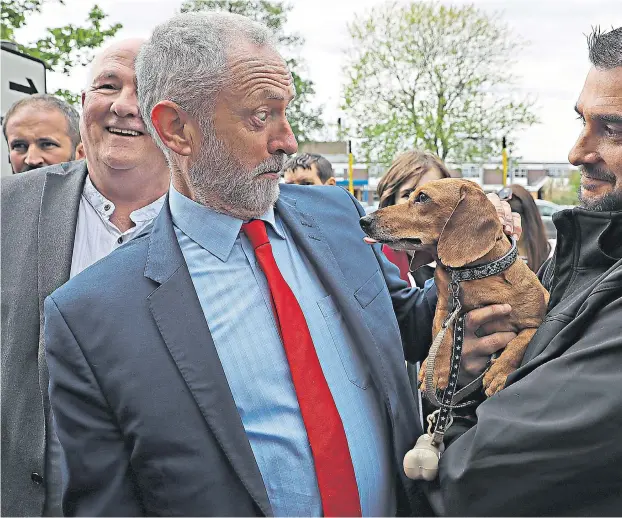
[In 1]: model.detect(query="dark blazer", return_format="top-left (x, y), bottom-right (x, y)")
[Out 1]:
top-left (1, 161), bottom-right (87, 517)
top-left (44, 185), bottom-right (438, 516)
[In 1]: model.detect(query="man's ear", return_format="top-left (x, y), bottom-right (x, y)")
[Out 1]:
top-left (81, 91), bottom-right (86, 107)
top-left (75, 142), bottom-right (85, 161)
top-left (325, 177), bottom-right (336, 186)
top-left (151, 101), bottom-right (193, 157)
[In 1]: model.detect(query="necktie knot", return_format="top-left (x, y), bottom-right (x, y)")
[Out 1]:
top-left (241, 220), bottom-right (269, 249)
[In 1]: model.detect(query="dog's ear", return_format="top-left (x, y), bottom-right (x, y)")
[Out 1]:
top-left (437, 183), bottom-right (500, 268)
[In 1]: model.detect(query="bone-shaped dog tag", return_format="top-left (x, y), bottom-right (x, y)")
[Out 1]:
top-left (403, 434), bottom-right (442, 481)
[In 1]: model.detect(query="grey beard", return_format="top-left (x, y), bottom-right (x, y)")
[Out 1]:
top-left (578, 186), bottom-right (622, 212)
top-left (188, 130), bottom-right (284, 219)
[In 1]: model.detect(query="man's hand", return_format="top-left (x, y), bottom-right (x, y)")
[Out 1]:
top-left (486, 193), bottom-right (522, 241)
top-left (459, 304), bottom-right (516, 384)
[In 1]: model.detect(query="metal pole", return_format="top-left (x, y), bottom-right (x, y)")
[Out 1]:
top-left (502, 136), bottom-right (508, 187)
top-left (348, 140), bottom-right (354, 195)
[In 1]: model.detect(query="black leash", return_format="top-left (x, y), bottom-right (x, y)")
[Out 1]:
top-left (415, 237), bottom-right (519, 446)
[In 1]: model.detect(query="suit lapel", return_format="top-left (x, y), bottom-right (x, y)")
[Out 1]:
top-left (276, 195), bottom-right (396, 411)
top-left (37, 161), bottom-right (86, 310)
top-left (145, 203), bottom-right (273, 517)
top-left (37, 161), bottom-right (87, 415)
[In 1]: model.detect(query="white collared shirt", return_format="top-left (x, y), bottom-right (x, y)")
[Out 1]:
top-left (70, 176), bottom-right (165, 278)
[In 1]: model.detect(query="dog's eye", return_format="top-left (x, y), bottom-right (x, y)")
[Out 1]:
top-left (414, 192), bottom-right (430, 203)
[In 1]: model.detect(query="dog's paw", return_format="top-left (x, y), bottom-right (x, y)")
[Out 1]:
top-left (418, 359), bottom-right (428, 390)
top-left (483, 360), bottom-right (512, 396)
top-left (433, 367), bottom-right (450, 391)
top-left (419, 358), bottom-right (450, 393)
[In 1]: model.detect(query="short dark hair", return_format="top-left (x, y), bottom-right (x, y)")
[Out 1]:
top-left (587, 26), bottom-right (622, 69)
top-left (2, 94), bottom-right (81, 149)
top-left (282, 153), bottom-right (335, 183)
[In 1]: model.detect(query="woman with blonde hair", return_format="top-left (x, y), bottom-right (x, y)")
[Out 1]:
top-left (376, 150), bottom-right (452, 287)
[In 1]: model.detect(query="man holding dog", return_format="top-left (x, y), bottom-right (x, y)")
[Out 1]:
top-left (430, 26), bottom-right (622, 515)
top-left (42, 12), bottom-right (517, 516)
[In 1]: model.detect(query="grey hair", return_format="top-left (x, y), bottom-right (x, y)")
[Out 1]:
top-left (2, 94), bottom-right (81, 148)
top-left (587, 26), bottom-right (622, 69)
top-left (135, 11), bottom-right (277, 157)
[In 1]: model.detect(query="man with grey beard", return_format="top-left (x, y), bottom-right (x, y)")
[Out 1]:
top-left (42, 11), bottom-right (519, 517)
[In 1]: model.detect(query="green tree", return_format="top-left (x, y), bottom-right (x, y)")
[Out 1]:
top-left (342, 1), bottom-right (538, 165)
top-left (180, 0), bottom-right (324, 142)
top-left (2, 0), bottom-right (122, 105)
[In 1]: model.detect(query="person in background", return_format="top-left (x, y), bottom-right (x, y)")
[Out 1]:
top-left (499, 184), bottom-right (551, 273)
top-left (1, 38), bottom-right (170, 517)
top-left (3, 94), bottom-right (85, 174)
top-left (282, 152), bottom-right (336, 185)
top-left (376, 150), bottom-right (452, 288)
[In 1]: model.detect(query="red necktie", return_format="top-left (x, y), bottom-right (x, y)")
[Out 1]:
top-left (242, 220), bottom-right (362, 517)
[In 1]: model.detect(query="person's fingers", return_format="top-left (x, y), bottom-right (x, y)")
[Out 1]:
top-left (487, 194), bottom-right (515, 234)
top-left (466, 331), bottom-right (517, 356)
top-left (501, 200), bottom-right (513, 234)
top-left (512, 212), bottom-right (523, 241)
top-left (478, 319), bottom-right (513, 336)
top-left (464, 304), bottom-right (512, 331)
top-left (487, 193), bottom-right (506, 226)
top-left (461, 331), bottom-right (517, 376)
top-left (459, 357), bottom-right (489, 380)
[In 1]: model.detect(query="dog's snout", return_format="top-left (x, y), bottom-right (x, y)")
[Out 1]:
top-left (360, 215), bottom-right (374, 232)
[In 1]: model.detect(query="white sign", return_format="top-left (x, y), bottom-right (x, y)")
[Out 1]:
top-left (1, 44), bottom-right (47, 176)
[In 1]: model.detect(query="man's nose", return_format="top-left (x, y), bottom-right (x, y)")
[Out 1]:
top-left (568, 130), bottom-right (600, 166)
top-left (110, 88), bottom-right (140, 118)
top-left (24, 145), bottom-right (45, 167)
top-left (268, 119), bottom-right (298, 156)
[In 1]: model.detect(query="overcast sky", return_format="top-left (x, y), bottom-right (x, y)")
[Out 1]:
top-left (13, 0), bottom-right (622, 162)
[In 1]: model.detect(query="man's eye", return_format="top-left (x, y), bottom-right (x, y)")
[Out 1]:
top-left (604, 125), bottom-right (622, 137)
top-left (10, 143), bottom-right (26, 152)
top-left (414, 192), bottom-right (430, 203)
top-left (255, 111), bottom-right (268, 122)
top-left (97, 84), bottom-right (116, 90)
top-left (40, 141), bottom-right (58, 149)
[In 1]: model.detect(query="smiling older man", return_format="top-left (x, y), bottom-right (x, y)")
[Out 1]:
top-left (1, 38), bottom-right (170, 517)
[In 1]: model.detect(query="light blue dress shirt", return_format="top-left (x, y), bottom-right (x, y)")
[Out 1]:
top-left (169, 186), bottom-right (395, 517)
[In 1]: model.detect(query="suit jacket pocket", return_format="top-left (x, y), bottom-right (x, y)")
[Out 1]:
top-left (354, 270), bottom-right (385, 309)
top-left (317, 294), bottom-right (371, 389)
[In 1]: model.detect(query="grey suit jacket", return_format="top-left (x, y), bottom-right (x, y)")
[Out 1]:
top-left (1, 161), bottom-right (87, 517)
top-left (44, 184), bottom-right (438, 516)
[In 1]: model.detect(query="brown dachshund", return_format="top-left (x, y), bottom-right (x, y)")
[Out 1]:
top-left (360, 178), bottom-right (549, 397)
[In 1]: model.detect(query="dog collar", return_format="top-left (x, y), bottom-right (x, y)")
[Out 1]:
top-left (446, 237), bottom-right (518, 282)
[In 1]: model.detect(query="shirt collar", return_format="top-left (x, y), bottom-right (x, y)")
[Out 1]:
top-left (83, 175), bottom-right (166, 224)
top-left (168, 184), bottom-right (284, 262)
